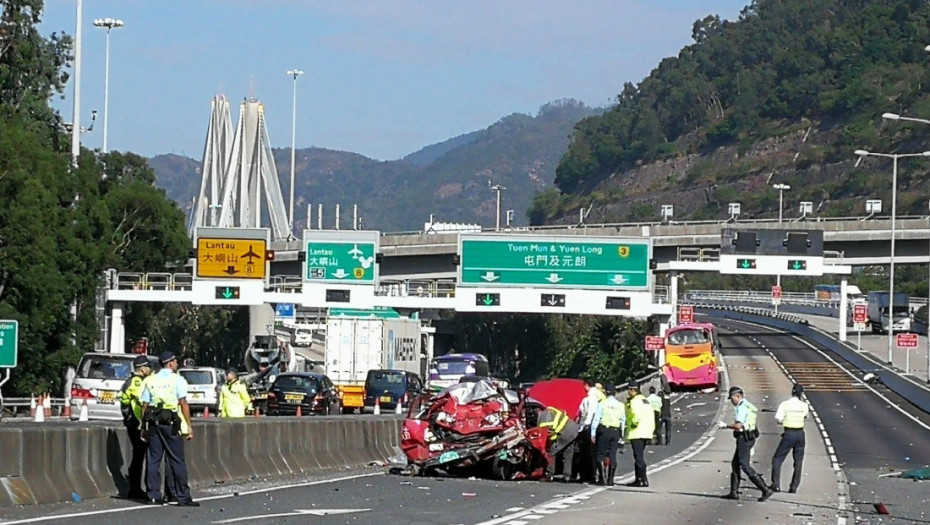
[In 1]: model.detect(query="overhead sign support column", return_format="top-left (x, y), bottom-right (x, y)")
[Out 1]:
top-left (302, 230), bottom-right (379, 309)
top-left (192, 227), bottom-right (271, 305)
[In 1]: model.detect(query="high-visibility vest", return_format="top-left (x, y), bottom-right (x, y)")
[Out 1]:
top-left (647, 393), bottom-right (662, 413)
top-left (777, 397), bottom-right (809, 429)
top-left (144, 372), bottom-right (182, 411)
top-left (119, 374), bottom-right (145, 422)
top-left (539, 407), bottom-right (569, 439)
top-left (600, 398), bottom-right (624, 428)
top-left (626, 394), bottom-right (656, 440)
top-left (739, 399), bottom-right (759, 431)
top-left (220, 380), bottom-right (252, 418)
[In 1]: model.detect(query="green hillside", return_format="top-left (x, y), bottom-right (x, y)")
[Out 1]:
top-left (534, 0), bottom-right (930, 225)
top-left (151, 99), bottom-right (599, 232)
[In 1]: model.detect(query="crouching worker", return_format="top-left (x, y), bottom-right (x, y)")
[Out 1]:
top-left (538, 406), bottom-right (581, 482)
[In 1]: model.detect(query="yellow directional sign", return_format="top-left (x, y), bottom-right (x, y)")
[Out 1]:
top-left (196, 238), bottom-right (267, 279)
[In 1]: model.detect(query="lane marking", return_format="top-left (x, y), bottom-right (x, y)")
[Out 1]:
top-left (0, 472), bottom-right (384, 524)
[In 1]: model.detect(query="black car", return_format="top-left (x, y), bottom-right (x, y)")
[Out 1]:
top-left (363, 369), bottom-right (425, 413)
top-left (267, 372), bottom-right (342, 416)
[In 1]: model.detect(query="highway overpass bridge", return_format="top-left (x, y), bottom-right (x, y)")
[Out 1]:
top-left (260, 216), bottom-right (930, 284)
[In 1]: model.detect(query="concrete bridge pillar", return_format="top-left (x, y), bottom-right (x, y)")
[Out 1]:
top-left (109, 302), bottom-right (125, 353)
top-left (249, 304), bottom-right (276, 342)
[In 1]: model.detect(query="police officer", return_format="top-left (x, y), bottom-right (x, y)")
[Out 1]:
top-left (658, 391), bottom-right (672, 445)
top-left (624, 380), bottom-right (655, 487)
top-left (770, 383), bottom-right (810, 493)
top-left (538, 406), bottom-right (581, 482)
top-left (219, 369), bottom-right (252, 418)
top-left (119, 355), bottom-right (152, 500)
top-left (141, 351), bottom-right (199, 507)
top-left (591, 384), bottom-right (624, 485)
top-left (576, 379), bottom-right (604, 482)
top-left (646, 386), bottom-right (662, 444)
top-left (717, 386), bottom-right (773, 502)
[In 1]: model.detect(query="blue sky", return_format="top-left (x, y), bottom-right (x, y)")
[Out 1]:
top-left (41, 1), bottom-right (747, 161)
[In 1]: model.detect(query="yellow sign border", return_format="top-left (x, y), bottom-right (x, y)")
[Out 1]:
top-left (196, 237), bottom-right (267, 279)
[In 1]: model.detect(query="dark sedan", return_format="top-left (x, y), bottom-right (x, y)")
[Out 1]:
top-left (266, 372), bottom-right (342, 416)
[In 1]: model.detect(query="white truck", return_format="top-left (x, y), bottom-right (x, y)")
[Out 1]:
top-left (867, 291), bottom-right (911, 334)
top-left (324, 314), bottom-right (424, 413)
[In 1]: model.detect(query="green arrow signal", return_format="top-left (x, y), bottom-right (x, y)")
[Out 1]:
top-left (223, 287), bottom-right (234, 299)
top-left (483, 294), bottom-right (494, 305)
top-left (787, 260), bottom-right (807, 270)
top-left (741, 260), bottom-right (751, 269)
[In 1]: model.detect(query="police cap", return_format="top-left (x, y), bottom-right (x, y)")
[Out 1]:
top-left (159, 351), bottom-right (177, 365)
top-left (132, 355), bottom-right (150, 369)
top-left (728, 386), bottom-right (743, 398)
top-left (626, 379), bottom-right (639, 390)
top-left (791, 383), bottom-right (804, 396)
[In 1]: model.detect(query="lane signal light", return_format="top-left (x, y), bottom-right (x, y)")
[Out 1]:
top-left (736, 258), bottom-right (756, 269)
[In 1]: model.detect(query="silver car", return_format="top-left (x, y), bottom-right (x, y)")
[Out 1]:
top-left (179, 367), bottom-right (224, 416)
top-left (69, 353), bottom-right (160, 420)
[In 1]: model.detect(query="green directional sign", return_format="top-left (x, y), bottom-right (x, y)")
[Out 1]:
top-left (0, 320), bottom-right (19, 368)
top-left (459, 235), bottom-right (651, 289)
top-left (787, 259), bottom-right (807, 271)
top-left (736, 258), bottom-right (757, 269)
top-left (304, 231), bottom-right (379, 285)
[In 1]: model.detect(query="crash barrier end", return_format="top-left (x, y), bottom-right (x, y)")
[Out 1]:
top-left (0, 416), bottom-right (403, 507)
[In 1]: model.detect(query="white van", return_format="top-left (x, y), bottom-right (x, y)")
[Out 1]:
top-left (69, 353), bottom-right (160, 420)
top-left (178, 367), bottom-right (225, 416)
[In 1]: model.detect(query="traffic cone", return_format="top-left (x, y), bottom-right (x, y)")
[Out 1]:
top-left (253, 406), bottom-right (260, 418)
top-left (202, 406), bottom-right (210, 418)
top-left (43, 393), bottom-right (52, 418)
top-left (29, 394), bottom-right (36, 418)
top-left (296, 405), bottom-right (302, 417)
top-left (395, 401), bottom-right (402, 415)
top-left (78, 399), bottom-right (89, 422)
top-left (34, 395), bottom-right (45, 423)
top-left (373, 397), bottom-right (381, 415)
top-left (62, 399), bottom-right (72, 419)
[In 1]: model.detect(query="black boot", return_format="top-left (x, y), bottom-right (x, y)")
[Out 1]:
top-left (595, 464), bottom-right (604, 485)
top-left (640, 465), bottom-right (649, 487)
top-left (722, 473), bottom-right (740, 500)
top-left (750, 473), bottom-right (774, 502)
top-left (625, 466), bottom-right (643, 487)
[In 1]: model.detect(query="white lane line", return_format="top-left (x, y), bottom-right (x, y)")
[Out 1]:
top-left (505, 507), bottom-right (525, 512)
top-left (0, 472), bottom-right (385, 525)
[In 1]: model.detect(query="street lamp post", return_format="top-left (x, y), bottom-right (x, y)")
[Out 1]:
top-left (287, 69), bottom-right (304, 238)
top-left (854, 148), bottom-right (930, 365)
top-left (93, 17), bottom-right (123, 154)
top-left (773, 183), bottom-right (790, 314)
top-left (71, 0), bottom-right (83, 164)
top-left (490, 183), bottom-right (506, 231)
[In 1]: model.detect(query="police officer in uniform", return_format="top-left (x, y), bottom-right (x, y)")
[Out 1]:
top-left (219, 369), bottom-right (253, 418)
top-left (646, 386), bottom-right (662, 444)
top-left (119, 355), bottom-right (152, 500)
top-left (591, 384), bottom-right (624, 485)
top-left (141, 351), bottom-right (199, 507)
top-left (717, 386), bottom-right (773, 502)
top-left (770, 383), bottom-right (810, 493)
top-left (538, 406), bottom-right (581, 482)
top-left (624, 380), bottom-right (655, 487)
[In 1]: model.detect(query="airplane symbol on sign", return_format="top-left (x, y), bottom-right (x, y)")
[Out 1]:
top-left (241, 244), bottom-right (261, 264)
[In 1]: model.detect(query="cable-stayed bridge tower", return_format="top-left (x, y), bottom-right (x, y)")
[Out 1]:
top-left (189, 95), bottom-right (291, 241)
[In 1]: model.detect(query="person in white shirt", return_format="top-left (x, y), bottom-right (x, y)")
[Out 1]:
top-left (576, 378), bottom-right (604, 482)
top-left (770, 383), bottom-right (810, 493)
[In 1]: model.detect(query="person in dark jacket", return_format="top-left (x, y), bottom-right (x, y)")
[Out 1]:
top-left (658, 391), bottom-right (672, 445)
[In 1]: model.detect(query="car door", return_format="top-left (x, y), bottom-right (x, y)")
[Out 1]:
top-left (322, 376), bottom-right (338, 412)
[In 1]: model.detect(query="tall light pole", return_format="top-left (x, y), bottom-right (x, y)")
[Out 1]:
top-left (71, 0), bottom-right (83, 164)
top-left (287, 69), bottom-right (304, 238)
top-left (93, 17), bottom-right (123, 154)
top-left (884, 111), bottom-right (930, 380)
top-left (772, 183), bottom-right (790, 314)
top-left (854, 148), bottom-right (930, 364)
top-left (490, 183), bottom-right (506, 231)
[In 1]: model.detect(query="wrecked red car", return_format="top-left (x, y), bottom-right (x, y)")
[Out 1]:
top-left (400, 378), bottom-right (584, 480)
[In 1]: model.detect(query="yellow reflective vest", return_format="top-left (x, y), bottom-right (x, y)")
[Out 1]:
top-left (119, 374), bottom-right (145, 423)
top-left (220, 380), bottom-right (252, 418)
top-left (539, 407), bottom-right (570, 441)
top-left (625, 393), bottom-right (656, 441)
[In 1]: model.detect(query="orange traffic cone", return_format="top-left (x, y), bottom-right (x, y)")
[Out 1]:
top-left (78, 399), bottom-right (89, 421)
top-left (29, 394), bottom-right (36, 418)
top-left (62, 399), bottom-right (72, 418)
top-left (373, 397), bottom-right (381, 415)
top-left (296, 405), bottom-right (302, 417)
top-left (253, 406), bottom-right (260, 418)
top-left (43, 393), bottom-right (52, 418)
top-left (202, 406), bottom-right (210, 418)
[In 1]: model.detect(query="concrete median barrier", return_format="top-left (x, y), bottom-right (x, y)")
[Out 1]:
top-left (0, 415), bottom-right (403, 506)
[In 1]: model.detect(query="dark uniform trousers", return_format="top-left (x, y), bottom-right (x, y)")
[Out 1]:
top-left (630, 438), bottom-right (648, 478)
top-left (732, 434), bottom-right (759, 481)
top-left (123, 419), bottom-right (147, 497)
top-left (147, 423), bottom-right (191, 504)
top-left (658, 416), bottom-right (671, 445)
top-left (595, 426), bottom-right (620, 466)
top-left (771, 428), bottom-right (805, 491)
